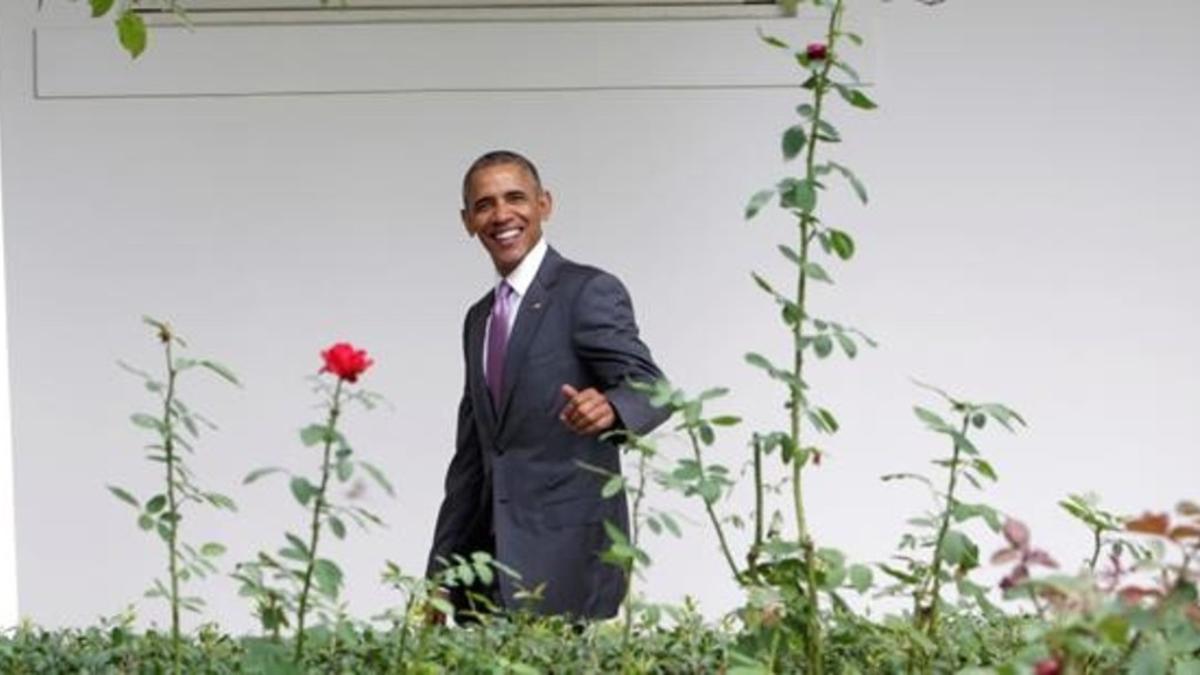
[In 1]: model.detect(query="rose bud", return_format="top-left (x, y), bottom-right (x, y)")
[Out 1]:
top-left (806, 43), bottom-right (828, 61)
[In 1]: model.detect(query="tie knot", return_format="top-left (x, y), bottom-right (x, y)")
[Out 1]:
top-left (496, 281), bottom-right (514, 301)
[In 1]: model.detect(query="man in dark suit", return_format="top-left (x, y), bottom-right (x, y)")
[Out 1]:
top-left (425, 150), bottom-right (670, 620)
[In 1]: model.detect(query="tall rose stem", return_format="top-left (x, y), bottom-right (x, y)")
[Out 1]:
top-left (294, 378), bottom-right (343, 662)
top-left (161, 336), bottom-right (182, 675)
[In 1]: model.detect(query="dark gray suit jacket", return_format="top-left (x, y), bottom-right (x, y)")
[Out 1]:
top-left (426, 247), bottom-right (669, 619)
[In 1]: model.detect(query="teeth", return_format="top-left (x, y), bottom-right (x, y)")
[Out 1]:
top-left (495, 229), bottom-right (520, 242)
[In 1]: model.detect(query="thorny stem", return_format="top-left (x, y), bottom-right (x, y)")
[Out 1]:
top-left (160, 336), bottom-right (182, 675)
top-left (622, 451), bottom-right (649, 667)
top-left (686, 428), bottom-right (741, 581)
top-left (1089, 527), bottom-right (1102, 572)
top-left (748, 436), bottom-right (765, 579)
top-left (789, 2), bottom-right (844, 672)
top-left (921, 415), bottom-right (972, 641)
top-left (294, 378), bottom-right (344, 662)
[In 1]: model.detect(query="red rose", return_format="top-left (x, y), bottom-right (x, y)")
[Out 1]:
top-left (806, 43), bottom-right (828, 61)
top-left (1034, 658), bottom-right (1062, 675)
top-left (320, 342), bottom-right (373, 383)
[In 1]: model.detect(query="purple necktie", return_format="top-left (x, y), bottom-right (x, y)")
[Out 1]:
top-left (486, 281), bottom-right (514, 407)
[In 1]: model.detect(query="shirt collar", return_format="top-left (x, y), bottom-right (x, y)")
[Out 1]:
top-left (499, 236), bottom-right (548, 298)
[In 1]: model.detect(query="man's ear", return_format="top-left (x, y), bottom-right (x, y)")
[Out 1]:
top-left (461, 209), bottom-right (475, 237)
top-left (540, 190), bottom-right (553, 221)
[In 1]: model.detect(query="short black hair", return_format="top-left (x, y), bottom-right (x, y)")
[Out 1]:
top-left (461, 150), bottom-right (543, 207)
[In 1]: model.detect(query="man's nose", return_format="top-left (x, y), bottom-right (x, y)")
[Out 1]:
top-left (492, 203), bottom-right (515, 224)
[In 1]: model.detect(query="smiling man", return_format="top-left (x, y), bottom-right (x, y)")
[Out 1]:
top-left (425, 150), bottom-right (670, 620)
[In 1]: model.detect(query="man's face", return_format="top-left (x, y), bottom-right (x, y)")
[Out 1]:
top-left (461, 162), bottom-right (552, 276)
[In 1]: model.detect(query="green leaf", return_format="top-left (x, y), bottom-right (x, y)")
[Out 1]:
top-left (827, 229), bottom-right (855, 260)
top-left (358, 461), bottom-right (396, 497)
top-left (818, 408), bottom-right (839, 433)
top-left (328, 516), bottom-right (346, 540)
top-left (107, 485), bottom-right (139, 509)
top-left (200, 542), bottom-right (226, 557)
top-left (744, 352), bottom-right (773, 372)
top-left (777, 244), bottom-right (801, 265)
top-left (115, 11), bottom-right (147, 59)
top-left (952, 502), bottom-right (1002, 532)
top-left (745, 189), bottom-right (775, 220)
top-left (290, 477), bottom-right (317, 507)
top-left (299, 424), bottom-right (329, 447)
top-left (645, 516), bottom-right (662, 535)
top-left (698, 424), bottom-right (715, 446)
top-left (779, 178), bottom-right (817, 214)
top-left (145, 494), bottom-right (166, 514)
top-left (138, 514), bottom-right (154, 531)
top-left (711, 415), bottom-right (741, 427)
top-left (90, 0), bottom-right (116, 17)
top-left (130, 413), bottom-right (164, 432)
top-left (803, 262), bottom-right (833, 283)
top-left (1129, 639), bottom-right (1168, 675)
top-left (795, 103), bottom-right (815, 119)
top-left (335, 459), bottom-right (353, 482)
top-left (971, 458), bottom-right (998, 482)
top-left (978, 403), bottom-right (1026, 431)
top-left (659, 512), bottom-right (682, 537)
top-left (313, 558), bottom-right (344, 599)
top-left (243, 467), bottom-right (285, 484)
top-left (848, 564), bottom-right (873, 593)
top-left (827, 161), bottom-right (869, 204)
top-left (834, 333), bottom-right (857, 359)
top-left (602, 519), bottom-right (629, 547)
top-left (672, 460), bottom-right (701, 481)
top-left (756, 27), bottom-right (789, 49)
top-left (1176, 661), bottom-right (1200, 675)
top-left (939, 530), bottom-right (979, 569)
top-left (205, 491), bottom-right (238, 512)
top-left (914, 406), bottom-right (952, 432)
top-left (814, 119), bottom-right (841, 142)
top-left (473, 560), bottom-right (494, 586)
top-left (835, 84), bottom-right (878, 110)
top-left (283, 533), bottom-right (310, 561)
top-left (782, 125), bottom-right (807, 161)
top-left (813, 335), bottom-right (833, 358)
top-left (601, 475), bottom-right (625, 499)
top-left (200, 360), bottom-right (241, 386)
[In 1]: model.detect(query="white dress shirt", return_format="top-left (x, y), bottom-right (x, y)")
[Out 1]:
top-left (482, 236), bottom-right (549, 379)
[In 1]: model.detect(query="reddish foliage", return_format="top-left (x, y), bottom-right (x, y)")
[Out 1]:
top-left (1125, 512), bottom-right (1170, 536)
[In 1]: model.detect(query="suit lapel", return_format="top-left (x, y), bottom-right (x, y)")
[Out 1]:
top-left (496, 248), bottom-right (563, 424)
top-left (465, 296), bottom-right (499, 438)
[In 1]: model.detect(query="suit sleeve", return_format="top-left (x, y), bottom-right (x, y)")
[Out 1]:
top-left (425, 319), bottom-right (486, 579)
top-left (571, 271), bottom-right (671, 435)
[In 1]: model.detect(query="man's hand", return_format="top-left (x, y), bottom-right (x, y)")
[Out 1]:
top-left (559, 385), bottom-right (616, 436)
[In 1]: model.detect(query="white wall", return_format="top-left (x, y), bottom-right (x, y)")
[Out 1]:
top-left (0, 0), bottom-right (1197, 631)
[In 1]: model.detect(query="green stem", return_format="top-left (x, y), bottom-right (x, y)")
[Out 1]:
top-left (748, 436), bottom-right (765, 579)
top-left (1088, 528), bottom-right (1102, 572)
top-left (921, 415), bottom-right (971, 641)
top-left (789, 4), bottom-right (844, 673)
top-left (686, 429), bottom-right (741, 581)
top-left (294, 378), bottom-right (343, 663)
top-left (622, 451), bottom-right (648, 660)
top-left (161, 339), bottom-right (182, 675)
